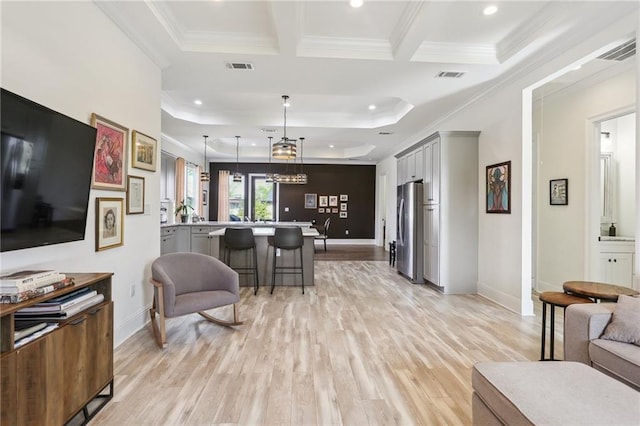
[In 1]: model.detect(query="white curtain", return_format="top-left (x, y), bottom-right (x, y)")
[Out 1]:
top-left (175, 157), bottom-right (186, 219)
top-left (217, 170), bottom-right (229, 221)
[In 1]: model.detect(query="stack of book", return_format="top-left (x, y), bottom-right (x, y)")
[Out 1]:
top-left (14, 321), bottom-right (59, 348)
top-left (14, 287), bottom-right (104, 321)
top-left (0, 270), bottom-right (74, 303)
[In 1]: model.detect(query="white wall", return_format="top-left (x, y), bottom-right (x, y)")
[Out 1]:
top-left (379, 7), bottom-right (638, 314)
top-left (534, 71), bottom-right (636, 292)
top-left (1, 2), bottom-right (161, 347)
top-left (375, 156), bottom-right (397, 248)
top-left (615, 113), bottom-right (637, 238)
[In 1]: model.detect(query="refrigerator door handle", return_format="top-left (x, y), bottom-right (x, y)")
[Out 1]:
top-left (398, 197), bottom-right (405, 245)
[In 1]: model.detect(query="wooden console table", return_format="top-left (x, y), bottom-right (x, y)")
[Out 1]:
top-left (562, 280), bottom-right (639, 302)
top-left (0, 272), bottom-right (114, 425)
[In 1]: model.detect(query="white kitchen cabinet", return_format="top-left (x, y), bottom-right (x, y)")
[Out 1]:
top-left (423, 140), bottom-right (440, 205)
top-left (190, 226), bottom-right (212, 255)
top-left (423, 205), bottom-right (439, 285)
top-left (597, 241), bottom-right (635, 286)
top-left (160, 226), bottom-right (177, 255)
top-left (397, 146), bottom-right (425, 184)
top-left (421, 131), bottom-right (479, 294)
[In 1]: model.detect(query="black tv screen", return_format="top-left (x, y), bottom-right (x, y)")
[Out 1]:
top-left (1, 88), bottom-right (96, 252)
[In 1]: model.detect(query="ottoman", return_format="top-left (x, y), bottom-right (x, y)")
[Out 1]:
top-left (472, 361), bottom-right (640, 425)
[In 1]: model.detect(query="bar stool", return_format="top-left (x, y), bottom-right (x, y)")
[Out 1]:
top-left (223, 227), bottom-right (259, 295)
top-left (389, 240), bottom-right (396, 267)
top-left (538, 291), bottom-right (594, 361)
top-left (269, 227), bottom-right (305, 294)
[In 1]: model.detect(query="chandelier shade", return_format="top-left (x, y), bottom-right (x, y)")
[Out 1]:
top-left (200, 135), bottom-right (210, 182)
top-left (273, 95), bottom-right (297, 160)
top-left (275, 137), bottom-right (307, 185)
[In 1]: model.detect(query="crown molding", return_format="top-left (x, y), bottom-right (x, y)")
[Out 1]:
top-left (411, 42), bottom-right (497, 65)
top-left (298, 36), bottom-right (393, 60)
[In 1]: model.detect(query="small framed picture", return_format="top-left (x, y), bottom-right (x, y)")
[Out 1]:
top-left (203, 189), bottom-right (208, 206)
top-left (340, 194), bottom-right (348, 202)
top-left (96, 197), bottom-right (124, 251)
top-left (329, 195), bottom-right (338, 207)
top-left (339, 211), bottom-right (347, 218)
top-left (126, 175), bottom-right (145, 214)
top-left (318, 208), bottom-right (325, 213)
top-left (486, 160), bottom-right (511, 214)
top-left (340, 203), bottom-right (347, 211)
top-left (550, 178), bottom-right (568, 205)
top-left (332, 208), bottom-right (338, 214)
top-left (131, 130), bottom-right (157, 172)
top-left (91, 113), bottom-right (128, 191)
top-left (319, 196), bottom-right (328, 207)
top-left (305, 193), bottom-right (317, 209)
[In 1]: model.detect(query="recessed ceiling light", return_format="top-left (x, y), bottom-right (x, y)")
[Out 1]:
top-left (329, 144), bottom-right (335, 148)
top-left (368, 104), bottom-right (376, 110)
top-left (483, 5), bottom-right (498, 15)
top-left (572, 64), bottom-right (582, 71)
top-left (350, 0), bottom-right (363, 8)
top-left (251, 143), bottom-right (256, 146)
top-left (194, 99), bottom-right (203, 105)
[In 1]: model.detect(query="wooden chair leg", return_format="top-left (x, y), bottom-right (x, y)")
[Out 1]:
top-left (149, 284), bottom-right (167, 348)
top-left (198, 303), bottom-right (243, 326)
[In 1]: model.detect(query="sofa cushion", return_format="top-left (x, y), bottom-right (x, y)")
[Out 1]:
top-left (472, 361), bottom-right (640, 425)
top-left (590, 338), bottom-right (640, 391)
top-left (601, 295), bottom-right (640, 346)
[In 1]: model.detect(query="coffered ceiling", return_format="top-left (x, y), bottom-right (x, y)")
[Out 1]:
top-left (96, 0), bottom-right (637, 163)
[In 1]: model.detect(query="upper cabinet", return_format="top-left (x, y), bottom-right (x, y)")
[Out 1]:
top-left (396, 145), bottom-right (425, 185)
top-left (423, 140), bottom-right (440, 205)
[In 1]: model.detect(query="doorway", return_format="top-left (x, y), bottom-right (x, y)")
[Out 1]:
top-left (249, 175), bottom-right (277, 221)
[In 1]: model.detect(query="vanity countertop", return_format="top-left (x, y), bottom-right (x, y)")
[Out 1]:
top-left (598, 236), bottom-right (635, 242)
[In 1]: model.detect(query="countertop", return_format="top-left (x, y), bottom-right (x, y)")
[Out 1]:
top-left (598, 236), bottom-right (635, 242)
top-left (209, 227), bottom-right (319, 237)
top-left (161, 221), bottom-right (313, 228)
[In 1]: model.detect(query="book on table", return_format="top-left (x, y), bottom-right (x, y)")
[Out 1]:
top-left (0, 272), bottom-right (66, 293)
top-left (0, 277), bottom-right (74, 304)
top-left (0, 269), bottom-right (58, 284)
top-left (14, 293), bottom-right (105, 320)
top-left (17, 288), bottom-right (97, 313)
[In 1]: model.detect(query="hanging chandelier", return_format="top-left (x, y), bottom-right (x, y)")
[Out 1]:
top-left (274, 136), bottom-right (307, 185)
top-left (233, 136), bottom-right (242, 182)
top-left (272, 95), bottom-right (297, 160)
top-left (200, 135), bottom-right (210, 182)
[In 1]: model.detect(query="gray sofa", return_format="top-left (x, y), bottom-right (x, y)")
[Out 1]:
top-left (564, 302), bottom-right (640, 391)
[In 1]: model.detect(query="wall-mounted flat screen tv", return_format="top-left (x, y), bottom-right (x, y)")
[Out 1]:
top-left (1, 88), bottom-right (97, 252)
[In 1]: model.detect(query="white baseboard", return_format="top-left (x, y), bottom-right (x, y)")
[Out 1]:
top-left (114, 303), bottom-right (151, 348)
top-left (477, 281), bottom-right (534, 316)
top-left (535, 279), bottom-right (563, 293)
top-left (315, 239), bottom-right (377, 245)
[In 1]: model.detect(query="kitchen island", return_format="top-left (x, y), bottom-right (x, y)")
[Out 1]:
top-left (209, 227), bottom-right (318, 288)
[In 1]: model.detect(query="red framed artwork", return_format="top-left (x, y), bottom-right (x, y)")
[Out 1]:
top-left (91, 113), bottom-right (128, 191)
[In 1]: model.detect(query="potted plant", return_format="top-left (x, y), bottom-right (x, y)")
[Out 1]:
top-left (175, 200), bottom-right (194, 223)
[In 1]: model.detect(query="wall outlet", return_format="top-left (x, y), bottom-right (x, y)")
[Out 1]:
top-left (130, 284), bottom-right (135, 297)
top-left (345, 230), bottom-right (349, 235)
top-left (284, 207), bottom-right (289, 212)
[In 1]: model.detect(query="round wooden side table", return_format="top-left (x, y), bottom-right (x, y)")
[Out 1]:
top-left (538, 292), bottom-right (594, 361)
top-left (562, 281), bottom-right (639, 302)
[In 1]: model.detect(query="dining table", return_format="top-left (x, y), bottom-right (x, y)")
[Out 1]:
top-left (562, 280), bottom-right (639, 302)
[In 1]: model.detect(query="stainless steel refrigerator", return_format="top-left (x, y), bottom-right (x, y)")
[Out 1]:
top-left (396, 181), bottom-right (424, 283)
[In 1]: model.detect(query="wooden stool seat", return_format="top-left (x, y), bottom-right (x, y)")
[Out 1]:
top-left (538, 291), bottom-right (594, 361)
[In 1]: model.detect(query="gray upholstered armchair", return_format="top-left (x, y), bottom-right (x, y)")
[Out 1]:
top-left (150, 252), bottom-right (242, 348)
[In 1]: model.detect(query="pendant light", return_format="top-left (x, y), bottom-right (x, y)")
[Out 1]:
top-left (200, 135), bottom-right (210, 182)
top-left (272, 95), bottom-right (297, 160)
top-left (296, 137), bottom-right (308, 184)
top-left (233, 136), bottom-right (242, 182)
top-left (265, 136), bottom-right (275, 182)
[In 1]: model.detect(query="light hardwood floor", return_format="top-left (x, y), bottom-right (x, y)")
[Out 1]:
top-left (90, 261), bottom-right (556, 426)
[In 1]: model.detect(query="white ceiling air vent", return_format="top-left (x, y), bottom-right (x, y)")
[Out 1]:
top-left (226, 62), bottom-right (254, 70)
top-left (597, 39), bottom-right (636, 61)
top-left (436, 71), bottom-right (465, 78)
top-left (378, 131), bottom-right (393, 135)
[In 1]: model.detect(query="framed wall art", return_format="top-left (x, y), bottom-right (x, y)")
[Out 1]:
top-left (486, 160), bottom-right (511, 214)
top-left (126, 175), bottom-right (145, 214)
top-left (96, 197), bottom-right (124, 251)
top-left (131, 130), bottom-right (157, 171)
top-left (91, 113), bottom-right (128, 191)
top-left (340, 203), bottom-right (347, 211)
top-left (329, 195), bottom-right (338, 207)
top-left (305, 193), bottom-right (317, 209)
top-left (319, 196), bottom-right (328, 207)
top-left (340, 194), bottom-right (348, 201)
top-left (332, 208), bottom-right (338, 214)
top-left (339, 211), bottom-right (347, 218)
top-left (550, 178), bottom-right (568, 205)
top-left (318, 208), bottom-right (325, 213)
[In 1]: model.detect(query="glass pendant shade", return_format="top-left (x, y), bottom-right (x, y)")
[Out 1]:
top-left (233, 135), bottom-right (242, 182)
top-left (272, 141), bottom-right (297, 160)
top-left (232, 172), bottom-right (242, 182)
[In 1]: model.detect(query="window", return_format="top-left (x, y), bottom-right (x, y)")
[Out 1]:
top-left (250, 175), bottom-right (276, 221)
top-left (228, 174), bottom-right (245, 221)
top-left (185, 162), bottom-right (199, 212)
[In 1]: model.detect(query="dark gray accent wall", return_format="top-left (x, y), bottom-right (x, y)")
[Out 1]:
top-left (207, 163), bottom-right (376, 239)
